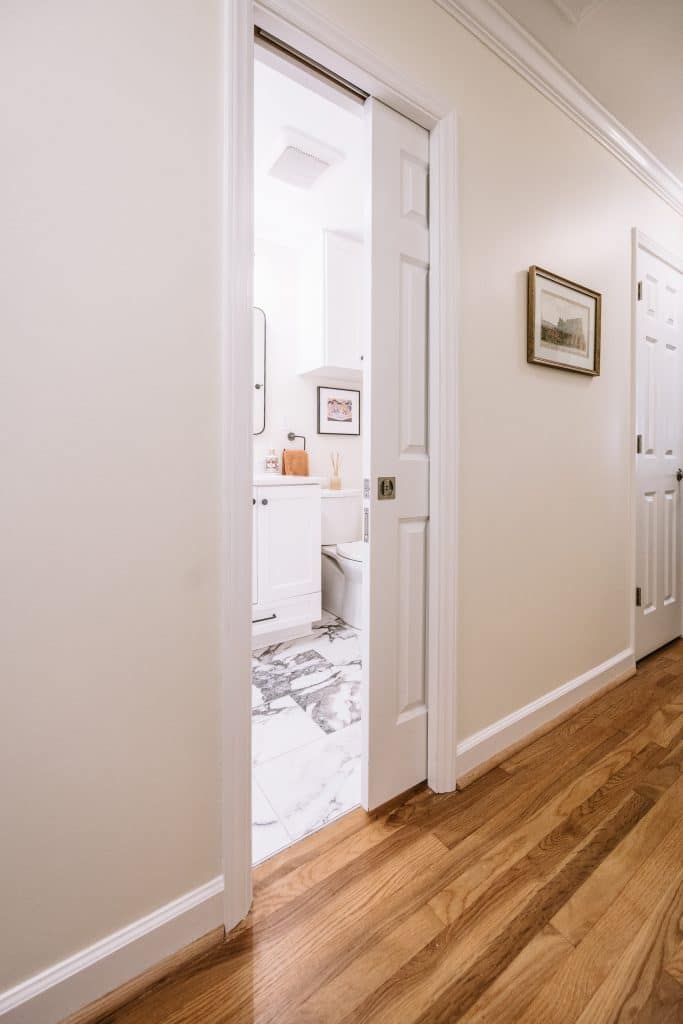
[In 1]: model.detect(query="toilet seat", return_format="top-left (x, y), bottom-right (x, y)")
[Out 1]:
top-left (322, 541), bottom-right (364, 563)
top-left (336, 540), bottom-right (365, 563)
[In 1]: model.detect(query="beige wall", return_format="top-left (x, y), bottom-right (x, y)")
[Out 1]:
top-left (304, 0), bottom-right (683, 737)
top-left (0, 1), bottom-right (223, 990)
top-left (3, 0), bottom-right (683, 1001)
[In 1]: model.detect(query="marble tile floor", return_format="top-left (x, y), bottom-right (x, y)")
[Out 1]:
top-left (252, 613), bottom-right (362, 864)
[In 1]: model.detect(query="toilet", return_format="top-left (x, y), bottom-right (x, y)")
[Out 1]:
top-left (321, 489), bottom-right (364, 629)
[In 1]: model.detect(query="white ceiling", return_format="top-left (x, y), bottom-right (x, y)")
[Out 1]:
top-left (253, 56), bottom-right (366, 250)
top-left (495, 0), bottom-right (683, 182)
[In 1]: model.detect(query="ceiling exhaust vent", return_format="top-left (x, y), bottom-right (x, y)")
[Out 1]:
top-left (268, 128), bottom-right (344, 189)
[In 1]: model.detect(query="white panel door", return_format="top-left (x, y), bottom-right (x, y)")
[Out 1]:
top-left (256, 485), bottom-right (321, 605)
top-left (362, 98), bottom-right (430, 810)
top-left (635, 243), bottom-right (683, 660)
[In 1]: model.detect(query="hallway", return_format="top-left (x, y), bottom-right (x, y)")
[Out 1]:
top-left (102, 641), bottom-right (683, 1023)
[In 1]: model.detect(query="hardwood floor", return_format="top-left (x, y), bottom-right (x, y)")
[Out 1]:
top-left (100, 642), bottom-right (683, 1023)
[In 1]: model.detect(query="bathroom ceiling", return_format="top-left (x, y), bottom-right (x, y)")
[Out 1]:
top-left (495, 0), bottom-right (683, 182)
top-left (254, 57), bottom-right (366, 250)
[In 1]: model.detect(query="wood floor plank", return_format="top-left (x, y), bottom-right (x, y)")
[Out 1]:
top-left (94, 640), bottom-right (683, 1024)
top-left (284, 905), bottom-right (444, 1024)
top-left (341, 792), bottom-right (651, 1024)
top-left (516, 812), bottom-right (683, 1023)
top-left (455, 924), bottom-right (574, 1023)
top-left (552, 771), bottom-right (683, 945)
top-left (573, 879), bottom-right (683, 1023)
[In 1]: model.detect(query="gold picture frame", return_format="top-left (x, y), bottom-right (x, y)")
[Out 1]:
top-left (527, 265), bottom-right (601, 376)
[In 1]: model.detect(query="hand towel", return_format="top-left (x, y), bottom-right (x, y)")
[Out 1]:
top-left (282, 449), bottom-right (309, 476)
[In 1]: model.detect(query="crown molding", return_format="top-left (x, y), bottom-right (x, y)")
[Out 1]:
top-left (434, 0), bottom-right (683, 216)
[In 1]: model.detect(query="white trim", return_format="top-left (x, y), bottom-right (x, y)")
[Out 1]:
top-left (427, 112), bottom-right (460, 793)
top-left (629, 227), bottom-right (639, 662)
top-left (455, 649), bottom-right (635, 778)
top-left (221, 0), bottom-right (255, 931)
top-left (434, 0), bottom-right (683, 216)
top-left (635, 229), bottom-right (683, 276)
top-left (255, 0), bottom-right (448, 127)
top-left (0, 878), bottom-right (224, 1024)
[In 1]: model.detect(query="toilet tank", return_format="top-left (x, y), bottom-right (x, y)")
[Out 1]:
top-left (321, 489), bottom-right (363, 545)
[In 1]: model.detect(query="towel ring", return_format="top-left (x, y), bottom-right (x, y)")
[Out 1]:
top-left (287, 431), bottom-right (307, 450)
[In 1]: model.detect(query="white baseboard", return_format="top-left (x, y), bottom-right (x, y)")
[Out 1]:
top-left (456, 648), bottom-right (635, 779)
top-left (0, 876), bottom-right (224, 1024)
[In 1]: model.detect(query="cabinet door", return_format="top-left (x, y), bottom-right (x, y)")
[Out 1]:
top-left (257, 486), bottom-right (321, 605)
top-left (324, 231), bottom-right (364, 372)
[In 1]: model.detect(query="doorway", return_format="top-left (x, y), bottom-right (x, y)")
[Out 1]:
top-left (222, 0), bottom-right (458, 929)
top-left (250, 37), bottom-right (432, 862)
top-left (634, 231), bottom-right (683, 661)
top-left (251, 50), bottom-right (367, 861)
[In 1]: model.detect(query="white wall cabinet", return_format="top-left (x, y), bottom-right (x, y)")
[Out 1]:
top-left (298, 230), bottom-right (364, 381)
top-left (252, 483), bottom-right (321, 644)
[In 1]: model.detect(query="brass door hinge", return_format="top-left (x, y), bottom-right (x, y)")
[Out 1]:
top-left (637, 280), bottom-right (643, 301)
top-left (636, 587), bottom-right (642, 608)
top-left (636, 434), bottom-right (643, 454)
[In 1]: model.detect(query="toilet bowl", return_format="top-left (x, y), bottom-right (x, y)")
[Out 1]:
top-left (321, 541), bottom-right (364, 628)
top-left (320, 489), bottom-right (364, 628)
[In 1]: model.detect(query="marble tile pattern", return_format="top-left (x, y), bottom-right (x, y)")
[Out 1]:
top-left (252, 615), bottom-right (362, 863)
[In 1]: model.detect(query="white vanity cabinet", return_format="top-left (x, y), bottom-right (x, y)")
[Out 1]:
top-left (298, 230), bottom-right (364, 381)
top-left (252, 481), bottom-right (321, 644)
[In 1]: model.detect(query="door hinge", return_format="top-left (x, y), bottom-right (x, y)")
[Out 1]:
top-left (363, 506), bottom-right (369, 543)
top-left (636, 587), bottom-right (642, 608)
top-left (637, 280), bottom-right (643, 301)
top-left (636, 434), bottom-right (643, 454)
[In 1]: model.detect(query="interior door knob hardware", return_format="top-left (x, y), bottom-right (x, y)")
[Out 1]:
top-left (677, 469), bottom-right (683, 482)
top-left (378, 477), bottom-right (396, 500)
top-left (261, 498), bottom-right (268, 505)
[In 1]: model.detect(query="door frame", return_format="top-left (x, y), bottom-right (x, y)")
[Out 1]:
top-left (630, 228), bottom-right (683, 663)
top-left (222, 0), bottom-right (459, 931)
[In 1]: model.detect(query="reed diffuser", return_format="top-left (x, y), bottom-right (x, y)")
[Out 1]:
top-left (329, 452), bottom-right (342, 491)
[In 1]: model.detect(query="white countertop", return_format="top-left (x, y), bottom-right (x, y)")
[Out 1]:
top-left (253, 474), bottom-right (324, 487)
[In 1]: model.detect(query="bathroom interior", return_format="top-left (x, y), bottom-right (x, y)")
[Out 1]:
top-left (251, 45), bottom-right (368, 863)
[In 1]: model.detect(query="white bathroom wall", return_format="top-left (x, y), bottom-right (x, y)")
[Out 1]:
top-left (253, 238), bottom-right (363, 489)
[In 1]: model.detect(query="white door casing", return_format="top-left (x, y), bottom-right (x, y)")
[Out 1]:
top-left (362, 98), bottom-right (430, 810)
top-left (635, 240), bottom-right (683, 660)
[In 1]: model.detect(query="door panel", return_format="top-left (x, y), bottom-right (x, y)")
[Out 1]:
top-left (362, 98), bottom-right (430, 810)
top-left (635, 244), bottom-right (683, 659)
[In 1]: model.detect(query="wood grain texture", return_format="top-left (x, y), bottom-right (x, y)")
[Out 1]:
top-left (71, 641), bottom-right (683, 1024)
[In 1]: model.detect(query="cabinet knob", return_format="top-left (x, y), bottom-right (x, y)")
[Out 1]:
top-left (261, 498), bottom-right (268, 505)
top-left (252, 498), bottom-right (256, 505)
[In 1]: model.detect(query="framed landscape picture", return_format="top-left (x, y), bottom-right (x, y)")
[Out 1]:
top-left (527, 266), bottom-right (601, 376)
top-left (317, 386), bottom-right (361, 436)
